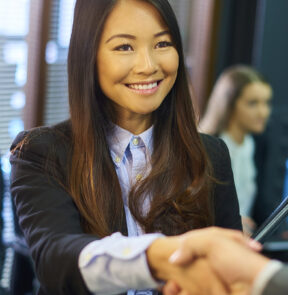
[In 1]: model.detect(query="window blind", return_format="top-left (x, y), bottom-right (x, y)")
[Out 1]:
top-left (43, 0), bottom-right (75, 126)
top-left (0, 0), bottom-right (30, 155)
top-left (0, 1), bottom-right (30, 290)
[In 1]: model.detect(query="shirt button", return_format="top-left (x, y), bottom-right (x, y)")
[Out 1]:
top-left (122, 247), bottom-right (132, 256)
top-left (136, 174), bottom-right (142, 181)
top-left (84, 253), bottom-right (92, 263)
top-left (115, 156), bottom-right (121, 163)
top-left (132, 138), bottom-right (139, 146)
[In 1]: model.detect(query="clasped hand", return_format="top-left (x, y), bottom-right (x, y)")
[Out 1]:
top-left (150, 227), bottom-right (267, 295)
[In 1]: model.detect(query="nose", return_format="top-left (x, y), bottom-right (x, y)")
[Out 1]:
top-left (259, 102), bottom-right (271, 119)
top-left (256, 103), bottom-right (270, 123)
top-left (133, 48), bottom-right (158, 76)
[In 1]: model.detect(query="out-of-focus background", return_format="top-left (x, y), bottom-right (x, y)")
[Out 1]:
top-left (0, 0), bottom-right (288, 294)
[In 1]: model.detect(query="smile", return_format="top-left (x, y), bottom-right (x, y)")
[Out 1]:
top-left (128, 82), bottom-right (158, 90)
top-left (126, 80), bottom-right (162, 94)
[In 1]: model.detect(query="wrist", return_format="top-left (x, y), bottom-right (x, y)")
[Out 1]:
top-left (146, 236), bottom-right (181, 281)
top-left (248, 256), bottom-right (271, 284)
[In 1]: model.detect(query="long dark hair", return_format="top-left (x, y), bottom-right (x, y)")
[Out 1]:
top-left (68, 0), bottom-right (214, 237)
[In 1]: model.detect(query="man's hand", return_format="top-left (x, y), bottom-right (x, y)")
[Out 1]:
top-left (147, 232), bottom-right (230, 295)
top-left (164, 227), bottom-right (268, 295)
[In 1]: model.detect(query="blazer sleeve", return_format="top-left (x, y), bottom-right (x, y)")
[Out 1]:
top-left (10, 128), bottom-right (97, 295)
top-left (262, 265), bottom-right (288, 295)
top-left (201, 134), bottom-right (242, 230)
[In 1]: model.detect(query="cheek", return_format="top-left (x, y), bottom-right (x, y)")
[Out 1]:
top-left (242, 110), bottom-right (256, 124)
top-left (97, 53), bottom-right (131, 85)
top-left (160, 51), bottom-right (179, 75)
top-left (233, 106), bottom-right (253, 125)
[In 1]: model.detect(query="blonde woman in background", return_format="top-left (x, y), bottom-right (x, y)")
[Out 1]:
top-left (199, 65), bottom-right (273, 235)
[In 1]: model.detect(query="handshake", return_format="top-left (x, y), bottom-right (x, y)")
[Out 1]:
top-left (147, 227), bottom-right (281, 295)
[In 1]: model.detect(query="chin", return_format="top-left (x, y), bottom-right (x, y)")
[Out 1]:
top-left (135, 105), bottom-right (161, 115)
top-left (251, 127), bottom-right (265, 134)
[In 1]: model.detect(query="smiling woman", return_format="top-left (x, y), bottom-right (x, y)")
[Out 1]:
top-left (9, 0), bottom-right (242, 294)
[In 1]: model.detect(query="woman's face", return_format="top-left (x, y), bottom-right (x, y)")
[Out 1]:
top-left (230, 81), bottom-right (272, 134)
top-left (97, 0), bottom-right (179, 132)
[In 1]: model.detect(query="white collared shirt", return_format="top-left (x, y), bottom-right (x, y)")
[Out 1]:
top-left (220, 133), bottom-right (256, 217)
top-left (79, 125), bottom-right (163, 295)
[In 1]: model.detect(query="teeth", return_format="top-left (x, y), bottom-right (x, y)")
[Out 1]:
top-left (129, 82), bottom-right (158, 90)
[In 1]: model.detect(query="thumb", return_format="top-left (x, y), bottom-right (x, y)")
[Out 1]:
top-left (169, 247), bottom-right (196, 265)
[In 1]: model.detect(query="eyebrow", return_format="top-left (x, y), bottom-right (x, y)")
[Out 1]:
top-left (105, 30), bottom-right (171, 43)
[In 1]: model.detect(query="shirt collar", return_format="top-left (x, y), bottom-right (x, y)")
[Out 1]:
top-left (107, 124), bottom-right (154, 166)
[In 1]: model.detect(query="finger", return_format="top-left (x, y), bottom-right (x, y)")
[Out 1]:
top-left (246, 238), bottom-right (262, 251)
top-left (205, 269), bottom-right (230, 295)
top-left (162, 280), bottom-right (182, 295)
top-left (169, 227), bottom-right (255, 265)
top-left (169, 229), bottom-right (237, 265)
top-left (169, 248), bottom-right (194, 265)
top-left (207, 227), bottom-right (247, 244)
top-left (177, 258), bottom-right (230, 295)
top-left (229, 282), bottom-right (251, 295)
top-left (209, 275), bottom-right (229, 295)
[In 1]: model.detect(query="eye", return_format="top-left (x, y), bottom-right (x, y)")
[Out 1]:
top-left (265, 99), bottom-right (272, 108)
top-left (155, 41), bottom-right (173, 49)
top-left (246, 99), bottom-right (258, 107)
top-left (113, 44), bottom-right (133, 51)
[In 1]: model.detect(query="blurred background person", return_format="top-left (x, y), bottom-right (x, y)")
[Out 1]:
top-left (199, 65), bottom-right (273, 235)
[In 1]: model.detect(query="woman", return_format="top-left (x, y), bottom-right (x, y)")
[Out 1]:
top-left (10, 0), bottom-right (241, 294)
top-left (200, 65), bottom-right (272, 235)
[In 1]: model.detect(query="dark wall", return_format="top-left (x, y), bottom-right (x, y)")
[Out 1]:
top-left (252, 0), bottom-right (288, 226)
top-left (254, 0), bottom-right (288, 108)
top-left (215, 0), bottom-right (258, 77)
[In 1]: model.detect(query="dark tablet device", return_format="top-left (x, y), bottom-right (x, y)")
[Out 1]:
top-left (252, 196), bottom-right (288, 243)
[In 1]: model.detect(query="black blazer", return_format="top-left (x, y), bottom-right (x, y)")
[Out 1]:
top-left (263, 265), bottom-right (288, 295)
top-left (10, 120), bottom-right (242, 295)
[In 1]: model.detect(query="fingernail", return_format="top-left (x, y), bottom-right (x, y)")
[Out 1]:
top-left (248, 239), bottom-right (262, 250)
top-left (169, 251), bottom-right (181, 264)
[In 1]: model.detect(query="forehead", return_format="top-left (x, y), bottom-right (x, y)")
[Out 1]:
top-left (102, 0), bottom-right (168, 36)
top-left (241, 82), bottom-right (272, 100)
